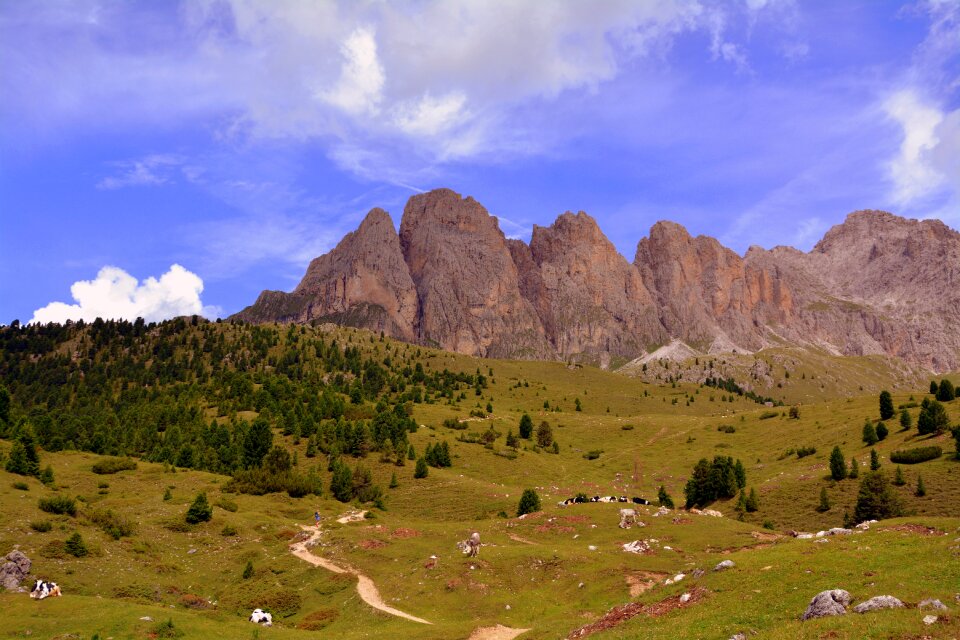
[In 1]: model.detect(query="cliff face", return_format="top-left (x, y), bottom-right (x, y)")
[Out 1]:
top-left (398, 189), bottom-right (553, 359)
top-left (233, 191), bottom-right (960, 372)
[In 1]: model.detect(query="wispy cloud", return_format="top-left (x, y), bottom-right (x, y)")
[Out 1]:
top-left (96, 154), bottom-right (184, 190)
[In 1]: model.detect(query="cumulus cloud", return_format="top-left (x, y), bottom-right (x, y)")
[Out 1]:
top-left (30, 265), bottom-right (219, 325)
top-left (2, 0), bottom-right (782, 178)
top-left (884, 90), bottom-right (946, 206)
top-left (321, 27), bottom-right (385, 116)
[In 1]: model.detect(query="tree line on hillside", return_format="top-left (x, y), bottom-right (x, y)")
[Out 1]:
top-left (0, 318), bottom-right (487, 499)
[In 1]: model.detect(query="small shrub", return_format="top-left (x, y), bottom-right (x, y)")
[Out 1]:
top-left (185, 492), bottom-right (212, 524)
top-left (12, 481), bottom-right (28, 491)
top-left (39, 540), bottom-right (67, 559)
top-left (88, 508), bottom-right (136, 539)
top-left (65, 532), bottom-right (88, 557)
top-left (414, 457), bottom-right (428, 479)
top-left (91, 457), bottom-right (138, 475)
top-left (215, 497), bottom-right (238, 513)
top-left (717, 425), bottom-right (736, 433)
top-left (759, 411), bottom-right (778, 420)
top-left (221, 525), bottom-right (238, 537)
top-left (152, 618), bottom-right (184, 639)
top-left (795, 446), bottom-right (816, 459)
top-left (38, 495), bottom-right (77, 516)
top-left (762, 520), bottom-right (775, 530)
top-left (30, 520), bottom-right (53, 532)
top-left (242, 560), bottom-right (254, 579)
top-left (583, 450), bottom-right (603, 460)
top-left (517, 488), bottom-right (541, 516)
top-left (621, 424), bottom-right (634, 431)
top-left (890, 446), bottom-right (942, 464)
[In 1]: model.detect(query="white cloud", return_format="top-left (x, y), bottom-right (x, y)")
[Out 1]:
top-left (97, 154), bottom-right (184, 190)
top-left (394, 92), bottom-right (468, 137)
top-left (30, 264), bottom-right (219, 324)
top-left (320, 27), bottom-right (385, 116)
top-left (884, 90), bottom-right (948, 207)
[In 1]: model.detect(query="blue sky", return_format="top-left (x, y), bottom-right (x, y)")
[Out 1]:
top-left (1, 0), bottom-right (958, 324)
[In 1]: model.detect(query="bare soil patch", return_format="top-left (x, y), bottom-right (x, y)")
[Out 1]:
top-left (566, 587), bottom-right (708, 638)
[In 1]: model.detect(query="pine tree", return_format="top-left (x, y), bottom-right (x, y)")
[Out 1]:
top-left (536, 421), bottom-right (554, 447)
top-left (243, 417), bottom-right (273, 469)
top-left (893, 465), bottom-right (906, 486)
top-left (862, 420), bottom-right (878, 445)
top-left (330, 461), bottom-right (353, 501)
top-left (734, 459), bottom-right (747, 489)
top-left (163, 487), bottom-right (172, 501)
top-left (516, 488), bottom-right (541, 516)
top-left (519, 413), bottom-right (533, 439)
top-left (936, 379), bottom-right (955, 402)
top-left (505, 430), bottom-right (518, 449)
top-left (414, 457), bottom-right (428, 479)
top-left (915, 474), bottom-right (926, 497)
top-left (305, 436), bottom-right (317, 458)
top-left (870, 448), bottom-right (880, 471)
top-left (389, 472), bottom-right (399, 489)
top-left (745, 487), bottom-right (759, 512)
top-left (185, 492), bottom-right (212, 524)
top-left (65, 532), bottom-right (88, 557)
top-left (407, 444), bottom-right (416, 460)
top-left (849, 457), bottom-right (859, 479)
top-left (879, 391), bottom-right (894, 420)
top-left (657, 485), bottom-right (674, 508)
top-left (39, 465), bottom-right (54, 485)
top-left (875, 421), bottom-right (888, 441)
top-left (242, 560), bottom-right (254, 579)
top-left (5, 440), bottom-right (31, 476)
top-left (899, 409), bottom-right (912, 431)
top-left (816, 487), bottom-right (831, 512)
top-left (918, 398), bottom-right (950, 435)
top-left (829, 446), bottom-right (847, 481)
top-left (930, 380), bottom-right (939, 395)
top-left (734, 490), bottom-right (747, 516)
top-left (854, 471), bottom-right (902, 522)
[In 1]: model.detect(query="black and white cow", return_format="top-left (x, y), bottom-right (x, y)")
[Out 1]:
top-left (29, 579), bottom-right (62, 600)
top-left (558, 495), bottom-right (651, 506)
top-left (249, 608), bottom-right (273, 626)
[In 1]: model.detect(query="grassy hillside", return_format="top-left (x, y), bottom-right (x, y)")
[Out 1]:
top-left (1, 319), bottom-right (958, 638)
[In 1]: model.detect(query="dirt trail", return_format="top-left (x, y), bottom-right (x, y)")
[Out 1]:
top-left (468, 624), bottom-right (531, 640)
top-left (290, 525), bottom-right (431, 625)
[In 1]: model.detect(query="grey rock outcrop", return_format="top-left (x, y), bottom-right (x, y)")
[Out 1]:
top-left (852, 595), bottom-right (904, 614)
top-left (919, 598), bottom-right (948, 611)
top-left (0, 550), bottom-right (31, 591)
top-left (802, 589), bottom-right (852, 620)
top-left (713, 560), bottom-right (735, 571)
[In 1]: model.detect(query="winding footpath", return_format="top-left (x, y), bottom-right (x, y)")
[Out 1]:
top-left (290, 525), bottom-right (432, 625)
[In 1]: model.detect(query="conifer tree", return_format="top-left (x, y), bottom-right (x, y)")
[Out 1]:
top-left (936, 379), bottom-right (955, 402)
top-left (816, 487), bottom-right (830, 512)
top-left (870, 448), bottom-right (880, 471)
top-left (854, 471), bottom-right (902, 522)
top-left (657, 485), bottom-right (674, 508)
top-left (185, 492), bottom-right (212, 524)
top-left (829, 446), bottom-right (847, 481)
top-left (330, 461), bottom-right (353, 501)
top-left (893, 465), bottom-right (906, 486)
top-left (899, 409), bottom-right (912, 431)
top-left (745, 487), bottom-right (759, 512)
top-left (519, 413), bottom-right (533, 439)
top-left (915, 474), bottom-right (926, 497)
top-left (516, 488), bottom-right (541, 516)
top-left (879, 391), bottom-right (894, 420)
top-left (875, 421), bottom-right (888, 441)
top-left (414, 457), bottom-right (428, 479)
top-left (862, 420), bottom-right (878, 446)
top-left (849, 456), bottom-right (859, 479)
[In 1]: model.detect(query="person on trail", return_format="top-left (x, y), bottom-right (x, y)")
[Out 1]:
top-left (314, 511), bottom-right (321, 528)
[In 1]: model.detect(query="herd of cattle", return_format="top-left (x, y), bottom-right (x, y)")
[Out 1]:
top-left (557, 495), bottom-right (651, 506)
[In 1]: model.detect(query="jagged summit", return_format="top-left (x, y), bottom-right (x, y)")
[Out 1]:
top-left (233, 190), bottom-right (960, 372)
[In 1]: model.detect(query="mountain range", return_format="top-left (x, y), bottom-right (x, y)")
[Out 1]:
top-left (234, 188), bottom-right (960, 373)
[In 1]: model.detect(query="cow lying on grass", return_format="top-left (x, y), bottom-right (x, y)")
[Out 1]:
top-left (249, 608), bottom-right (273, 626)
top-left (29, 580), bottom-right (62, 600)
top-left (457, 532), bottom-right (481, 557)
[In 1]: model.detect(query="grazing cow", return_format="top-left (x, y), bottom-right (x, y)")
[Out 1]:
top-left (618, 509), bottom-right (637, 529)
top-left (457, 532), bottom-right (481, 557)
top-left (249, 608), bottom-right (273, 626)
top-left (632, 497), bottom-right (651, 505)
top-left (618, 496), bottom-right (629, 503)
top-left (29, 579), bottom-right (62, 600)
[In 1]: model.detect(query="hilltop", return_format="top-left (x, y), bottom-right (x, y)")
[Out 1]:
top-left (235, 189), bottom-right (960, 373)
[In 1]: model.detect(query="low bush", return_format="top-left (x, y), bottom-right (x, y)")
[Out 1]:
top-left (215, 497), bottom-right (238, 512)
top-left (30, 520), bottom-right (53, 532)
top-left (91, 457), bottom-right (138, 475)
top-left (442, 418), bottom-right (468, 430)
top-left (890, 446), bottom-right (942, 464)
top-left (65, 532), bottom-right (88, 557)
top-left (12, 481), bottom-right (28, 491)
top-left (717, 425), bottom-right (736, 433)
top-left (621, 424), bottom-right (635, 431)
top-left (39, 540), bottom-right (67, 559)
top-left (38, 495), bottom-right (76, 516)
top-left (152, 618), bottom-right (184, 639)
top-left (583, 450), bottom-right (603, 460)
top-left (221, 524), bottom-right (239, 537)
top-left (796, 446), bottom-right (816, 459)
top-left (759, 411), bottom-right (779, 420)
top-left (88, 508), bottom-right (136, 539)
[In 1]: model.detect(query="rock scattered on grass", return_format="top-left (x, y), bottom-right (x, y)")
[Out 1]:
top-left (918, 598), bottom-right (948, 611)
top-left (713, 560), bottom-right (735, 572)
top-left (801, 589), bottom-right (852, 620)
top-left (852, 595), bottom-right (904, 613)
top-left (622, 540), bottom-right (650, 554)
top-left (923, 615), bottom-right (938, 625)
top-left (0, 550), bottom-right (31, 592)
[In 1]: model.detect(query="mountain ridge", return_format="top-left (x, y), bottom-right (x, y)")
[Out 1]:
top-left (233, 189), bottom-right (960, 372)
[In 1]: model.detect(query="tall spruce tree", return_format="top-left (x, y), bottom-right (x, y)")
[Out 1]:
top-left (854, 471), bottom-right (902, 522)
top-left (829, 446), bottom-right (847, 481)
top-left (879, 391), bottom-right (894, 420)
